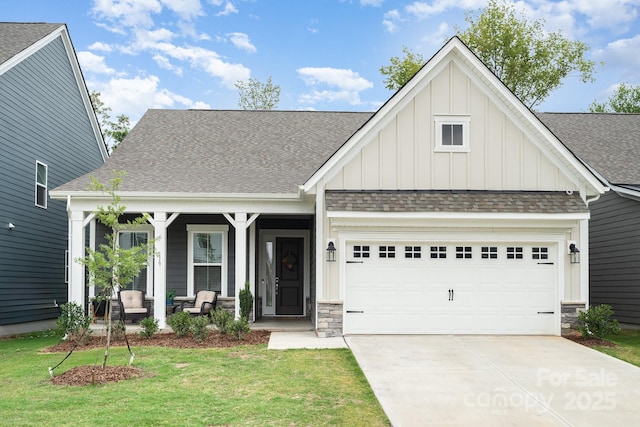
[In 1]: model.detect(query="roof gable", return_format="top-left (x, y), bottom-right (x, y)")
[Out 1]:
top-left (303, 37), bottom-right (605, 199)
top-left (0, 22), bottom-right (108, 161)
top-left (0, 23), bottom-right (64, 71)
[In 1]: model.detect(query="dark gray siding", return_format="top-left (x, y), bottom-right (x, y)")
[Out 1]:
top-left (590, 191), bottom-right (640, 324)
top-left (166, 215), bottom-right (236, 297)
top-left (0, 36), bottom-right (105, 325)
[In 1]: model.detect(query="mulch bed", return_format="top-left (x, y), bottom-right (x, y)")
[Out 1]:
top-left (564, 333), bottom-right (617, 348)
top-left (46, 330), bottom-right (271, 387)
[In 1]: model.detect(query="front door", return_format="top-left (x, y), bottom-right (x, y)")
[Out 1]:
top-left (276, 237), bottom-right (304, 315)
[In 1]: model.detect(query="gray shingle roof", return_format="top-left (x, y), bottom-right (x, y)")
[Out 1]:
top-left (0, 23), bottom-right (63, 65)
top-left (55, 109), bottom-right (373, 194)
top-left (325, 190), bottom-right (588, 214)
top-left (537, 113), bottom-right (640, 185)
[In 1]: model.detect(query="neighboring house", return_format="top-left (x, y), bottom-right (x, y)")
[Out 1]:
top-left (0, 23), bottom-right (108, 334)
top-left (537, 113), bottom-right (640, 325)
top-left (52, 37), bottom-right (604, 337)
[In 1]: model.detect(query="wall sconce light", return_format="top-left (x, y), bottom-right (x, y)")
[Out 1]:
top-left (326, 240), bottom-right (336, 262)
top-left (569, 242), bottom-right (580, 264)
top-left (7, 223), bottom-right (15, 230)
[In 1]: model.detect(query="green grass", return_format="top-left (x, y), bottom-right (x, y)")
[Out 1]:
top-left (592, 329), bottom-right (640, 368)
top-left (0, 332), bottom-right (389, 426)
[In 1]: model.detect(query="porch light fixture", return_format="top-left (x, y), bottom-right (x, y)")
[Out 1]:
top-left (7, 223), bottom-right (14, 230)
top-left (569, 243), bottom-right (580, 264)
top-left (326, 240), bottom-right (336, 262)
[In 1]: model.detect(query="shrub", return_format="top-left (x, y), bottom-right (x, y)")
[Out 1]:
top-left (110, 320), bottom-right (126, 341)
top-left (239, 281), bottom-right (253, 320)
top-left (228, 317), bottom-right (250, 341)
top-left (139, 317), bottom-right (159, 339)
top-left (55, 302), bottom-right (91, 341)
top-left (211, 307), bottom-right (234, 334)
top-left (167, 311), bottom-right (192, 337)
top-left (577, 304), bottom-right (621, 339)
top-left (191, 315), bottom-right (210, 343)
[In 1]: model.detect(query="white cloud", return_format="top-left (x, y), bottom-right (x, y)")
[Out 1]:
top-left (153, 54), bottom-right (184, 75)
top-left (88, 41), bottom-right (113, 52)
top-left (77, 51), bottom-right (116, 75)
top-left (299, 89), bottom-right (365, 106)
top-left (152, 43), bottom-right (251, 87)
top-left (298, 67), bottom-right (373, 91)
top-left (404, 0), bottom-right (485, 20)
top-left (568, 0), bottom-right (639, 32)
top-left (216, 1), bottom-right (238, 16)
top-left (92, 0), bottom-right (163, 28)
top-left (423, 22), bottom-right (449, 45)
top-left (297, 67), bottom-right (373, 106)
top-left (383, 9), bottom-right (401, 33)
top-left (160, 0), bottom-right (203, 20)
top-left (361, 0), bottom-right (384, 6)
top-left (595, 34), bottom-right (640, 70)
top-left (227, 32), bottom-right (256, 53)
top-left (90, 75), bottom-right (211, 123)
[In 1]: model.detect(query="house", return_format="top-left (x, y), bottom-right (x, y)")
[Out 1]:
top-left (0, 23), bottom-right (108, 335)
top-left (537, 113), bottom-right (640, 325)
top-left (51, 37), bottom-right (605, 337)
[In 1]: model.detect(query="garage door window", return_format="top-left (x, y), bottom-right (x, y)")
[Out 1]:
top-left (430, 246), bottom-right (447, 259)
top-left (456, 246), bottom-right (472, 259)
top-left (481, 246), bottom-right (498, 259)
top-left (507, 247), bottom-right (524, 259)
top-left (379, 246), bottom-right (396, 258)
top-left (405, 246), bottom-right (421, 258)
top-left (532, 247), bottom-right (549, 260)
top-left (353, 245), bottom-right (370, 258)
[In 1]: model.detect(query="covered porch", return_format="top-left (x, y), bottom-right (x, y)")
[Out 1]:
top-left (61, 193), bottom-right (320, 330)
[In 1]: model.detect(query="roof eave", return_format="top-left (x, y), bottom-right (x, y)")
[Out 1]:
top-left (50, 190), bottom-right (304, 202)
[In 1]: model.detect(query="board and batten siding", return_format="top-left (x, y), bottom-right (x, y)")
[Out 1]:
top-left (589, 191), bottom-right (640, 324)
top-left (0, 36), bottom-right (105, 325)
top-left (326, 61), bottom-right (575, 192)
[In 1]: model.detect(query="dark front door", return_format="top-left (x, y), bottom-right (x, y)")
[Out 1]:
top-left (276, 237), bottom-right (304, 315)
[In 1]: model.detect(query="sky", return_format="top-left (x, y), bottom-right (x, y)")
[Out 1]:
top-left (4, 0), bottom-right (640, 125)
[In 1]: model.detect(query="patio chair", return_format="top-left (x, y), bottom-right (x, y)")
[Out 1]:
top-left (181, 290), bottom-right (217, 316)
top-left (118, 290), bottom-right (149, 323)
top-left (91, 299), bottom-right (108, 323)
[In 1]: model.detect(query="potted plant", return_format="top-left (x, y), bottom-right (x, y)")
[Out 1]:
top-left (166, 289), bottom-right (176, 306)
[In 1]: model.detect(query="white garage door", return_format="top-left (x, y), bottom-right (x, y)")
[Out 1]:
top-left (344, 241), bottom-right (557, 335)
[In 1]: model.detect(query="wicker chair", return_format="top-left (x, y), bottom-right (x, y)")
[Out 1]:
top-left (182, 290), bottom-right (217, 316)
top-left (118, 290), bottom-right (150, 323)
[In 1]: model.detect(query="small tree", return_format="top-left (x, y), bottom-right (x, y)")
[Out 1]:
top-left (239, 281), bottom-right (253, 320)
top-left (457, 0), bottom-right (596, 109)
top-left (379, 46), bottom-right (425, 91)
top-left (77, 171), bottom-right (154, 367)
top-left (235, 76), bottom-right (281, 110)
top-left (589, 83), bottom-right (640, 113)
top-left (90, 91), bottom-right (131, 151)
top-left (379, 0), bottom-right (597, 109)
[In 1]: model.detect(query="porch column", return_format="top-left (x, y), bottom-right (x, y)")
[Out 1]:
top-left (152, 212), bottom-right (168, 329)
top-left (69, 209), bottom-right (86, 308)
top-left (234, 213), bottom-right (247, 320)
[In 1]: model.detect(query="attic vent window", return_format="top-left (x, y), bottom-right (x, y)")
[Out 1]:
top-left (434, 115), bottom-right (470, 152)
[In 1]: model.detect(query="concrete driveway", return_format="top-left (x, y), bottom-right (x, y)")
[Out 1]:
top-left (345, 335), bottom-right (640, 426)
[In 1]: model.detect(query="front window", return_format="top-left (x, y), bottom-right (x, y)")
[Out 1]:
top-left (187, 225), bottom-right (228, 296)
top-left (35, 161), bottom-right (47, 208)
top-left (118, 229), bottom-right (152, 293)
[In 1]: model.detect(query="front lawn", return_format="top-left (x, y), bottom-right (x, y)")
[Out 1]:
top-left (0, 332), bottom-right (389, 426)
top-left (592, 329), bottom-right (640, 368)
